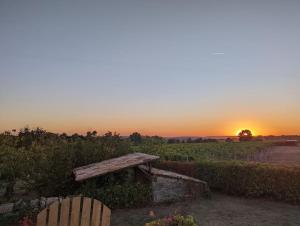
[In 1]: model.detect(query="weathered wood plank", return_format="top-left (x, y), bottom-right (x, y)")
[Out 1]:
top-left (59, 197), bottom-right (70, 226)
top-left (73, 153), bottom-right (159, 181)
top-left (36, 208), bottom-right (47, 226)
top-left (138, 165), bottom-right (206, 183)
top-left (70, 197), bottom-right (81, 226)
top-left (101, 205), bottom-right (111, 226)
top-left (91, 199), bottom-right (102, 226)
top-left (80, 198), bottom-right (91, 226)
top-left (48, 201), bottom-right (59, 226)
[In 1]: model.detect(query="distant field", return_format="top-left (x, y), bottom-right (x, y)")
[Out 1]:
top-left (134, 141), bottom-right (300, 166)
top-left (254, 145), bottom-right (300, 166)
top-left (133, 141), bottom-right (275, 162)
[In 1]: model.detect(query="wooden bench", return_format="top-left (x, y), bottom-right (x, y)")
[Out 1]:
top-left (36, 196), bottom-right (111, 226)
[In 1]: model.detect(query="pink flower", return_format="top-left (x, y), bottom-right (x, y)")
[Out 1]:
top-left (19, 217), bottom-right (33, 226)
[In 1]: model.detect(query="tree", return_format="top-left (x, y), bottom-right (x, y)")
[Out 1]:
top-left (86, 130), bottom-right (97, 140)
top-left (129, 132), bottom-right (142, 144)
top-left (167, 139), bottom-right (176, 144)
top-left (238, 129), bottom-right (253, 142)
top-left (225, 138), bottom-right (233, 142)
top-left (187, 137), bottom-right (193, 143)
top-left (0, 146), bottom-right (27, 199)
top-left (194, 138), bottom-right (203, 143)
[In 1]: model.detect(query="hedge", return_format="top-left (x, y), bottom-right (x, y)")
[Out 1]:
top-left (77, 178), bottom-right (152, 209)
top-left (157, 161), bottom-right (300, 204)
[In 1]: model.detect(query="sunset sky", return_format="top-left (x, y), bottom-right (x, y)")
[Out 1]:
top-left (0, 0), bottom-right (299, 136)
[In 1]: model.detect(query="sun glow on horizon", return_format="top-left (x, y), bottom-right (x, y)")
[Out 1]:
top-left (235, 127), bottom-right (259, 136)
top-left (235, 129), bottom-right (256, 136)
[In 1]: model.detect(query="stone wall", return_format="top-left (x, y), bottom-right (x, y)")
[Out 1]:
top-left (0, 197), bottom-right (60, 214)
top-left (152, 175), bottom-right (207, 203)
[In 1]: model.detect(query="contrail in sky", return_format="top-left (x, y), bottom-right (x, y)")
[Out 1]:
top-left (212, 52), bottom-right (225, 55)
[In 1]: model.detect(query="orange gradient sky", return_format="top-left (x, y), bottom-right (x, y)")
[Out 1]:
top-left (1, 102), bottom-right (299, 136)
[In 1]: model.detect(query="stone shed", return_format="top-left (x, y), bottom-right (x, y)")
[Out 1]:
top-left (73, 153), bottom-right (209, 203)
top-left (138, 165), bottom-right (209, 203)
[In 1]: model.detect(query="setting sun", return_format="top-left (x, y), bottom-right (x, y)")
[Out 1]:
top-left (235, 129), bottom-right (256, 136)
top-left (230, 121), bottom-right (263, 137)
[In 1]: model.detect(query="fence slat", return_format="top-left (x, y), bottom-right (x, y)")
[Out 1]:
top-left (48, 202), bottom-right (59, 226)
top-left (36, 208), bottom-right (47, 226)
top-left (70, 197), bottom-right (81, 226)
top-left (91, 200), bottom-right (102, 226)
top-left (80, 198), bottom-right (91, 226)
top-left (59, 197), bottom-right (70, 226)
top-left (101, 205), bottom-right (111, 226)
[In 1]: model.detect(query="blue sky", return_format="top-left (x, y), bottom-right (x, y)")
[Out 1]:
top-left (0, 0), bottom-right (299, 135)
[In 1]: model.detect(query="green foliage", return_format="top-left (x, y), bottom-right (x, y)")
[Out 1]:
top-left (0, 145), bottom-right (28, 199)
top-left (27, 136), bottom-right (131, 197)
top-left (0, 126), bottom-right (297, 211)
top-left (133, 142), bottom-right (275, 161)
top-left (0, 128), bottom-right (131, 201)
top-left (129, 132), bottom-right (166, 145)
top-left (0, 127), bottom-right (153, 209)
top-left (0, 213), bottom-right (19, 226)
top-left (158, 161), bottom-right (300, 204)
top-left (26, 144), bottom-right (77, 196)
top-left (142, 136), bottom-right (166, 145)
top-left (129, 132), bottom-right (143, 144)
top-left (146, 215), bottom-right (198, 226)
top-left (0, 200), bottom-right (38, 226)
top-left (78, 180), bottom-right (152, 209)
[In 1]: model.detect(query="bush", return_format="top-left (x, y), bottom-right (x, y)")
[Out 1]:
top-left (0, 129), bottom-right (132, 201)
top-left (78, 180), bottom-right (152, 209)
top-left (26, 144), bottom-right (77, 196)
top-left (0, 145), bottom-right (28, 200)
top-left (0, 201), bottom-right (38, 226)
top-left (146, 215), bottom-right (199, 226)
top-left (158, 161), bottom-right (300, 204)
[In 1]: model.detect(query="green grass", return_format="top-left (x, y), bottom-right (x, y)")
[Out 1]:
top-left (132, 141), bottom-right (275, 161)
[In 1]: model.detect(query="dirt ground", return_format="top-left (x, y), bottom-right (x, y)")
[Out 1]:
top-left (111, 193), bottom-right (300, 226)
top-left (254, 145), bottom-right (300, 166)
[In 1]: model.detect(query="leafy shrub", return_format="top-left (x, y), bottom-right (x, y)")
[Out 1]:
top-left (0, 145), bottom-right (28, 200)
top-left (0, 214), bottom-right (19, 226)
top-left (26, 144), bottom-right (77, 196)
top-left (78, 181), bottom-right (152, 209)
top-left (0, 201), bottom-right (38, 226)
top-left (0, 129), bottom-right (132, 200)
top-left (158, 161), bottom-right (300, 204)
top-left (146, 215), bottom-right (198, 226)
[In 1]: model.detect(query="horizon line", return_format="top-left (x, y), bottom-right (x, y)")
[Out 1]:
top-left (1, 128), bottom-right (299, 138)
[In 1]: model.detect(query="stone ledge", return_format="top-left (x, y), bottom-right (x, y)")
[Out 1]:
top-left (0, 196), bottom-right (60, 214)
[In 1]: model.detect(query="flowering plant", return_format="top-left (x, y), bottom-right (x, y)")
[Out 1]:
top-left (19, 217), bottom-right (33, 226)
top-left (145, 215), bottom-right (198, 226)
